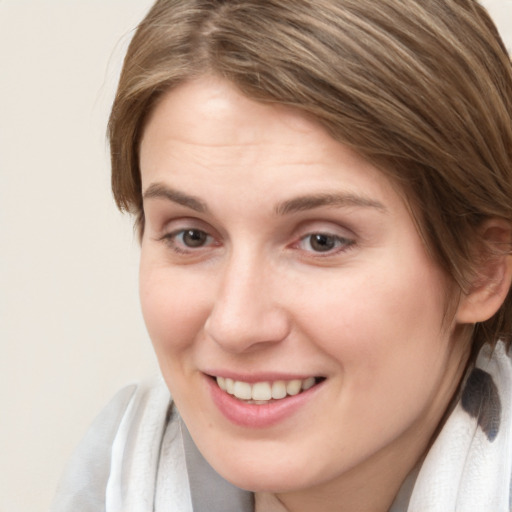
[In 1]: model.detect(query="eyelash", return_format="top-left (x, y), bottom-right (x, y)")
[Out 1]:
top-left (158, 227), bottom-right (354, 257)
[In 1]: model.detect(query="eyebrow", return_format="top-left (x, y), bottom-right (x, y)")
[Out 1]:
top-left (275, 192), bottom-right (387, 215)
top-left (143, 182), bottom-right (386, 216)
top-left (143, 183), bottom-right (208, 213)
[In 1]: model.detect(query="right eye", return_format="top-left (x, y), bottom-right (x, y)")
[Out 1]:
top-left (161, 228), bottom-right (217, 253)
top-left (175, 229), bottom-right (209, 248)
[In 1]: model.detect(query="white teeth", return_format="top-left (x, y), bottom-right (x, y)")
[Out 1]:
top-left (286, 379), bottom-right (302, 396)
top-left (252, 382), bottom-right (272, 401)
top-left (215, 376), bottom-right (320, 401)
top-left (217, 376), bottom-right (226, 391)
top-left (225, 378), bottom-right (235, 394)
top-left (302, 377), bottom-right (316, 391)
top-left (271, 381), bottom-right (287, 399)
top-left (233, 381), bottom-right (252, 400)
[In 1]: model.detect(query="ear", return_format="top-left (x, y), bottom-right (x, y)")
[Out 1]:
top-left (456, 218), bottom-right (512, 324)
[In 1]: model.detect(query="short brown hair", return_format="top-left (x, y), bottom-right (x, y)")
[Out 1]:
top-left (109, 0), bottom-right (512, 353)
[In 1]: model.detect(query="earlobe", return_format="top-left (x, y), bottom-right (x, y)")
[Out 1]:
top-left (455, 219), bottom-right (512, 325)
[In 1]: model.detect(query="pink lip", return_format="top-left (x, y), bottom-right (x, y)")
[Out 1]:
top-left (204, 374), bottom-right (324, 428)
top-left (204, 370), bottom-right (318, 383)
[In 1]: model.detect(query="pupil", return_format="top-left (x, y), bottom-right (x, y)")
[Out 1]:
top-left (311, 234), bottom-right (335, 252)
top-left (183, 230), bottom-right (207, 247)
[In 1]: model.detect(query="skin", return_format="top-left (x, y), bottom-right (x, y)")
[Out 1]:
top-left (138, 76), bottom-right (472, 512)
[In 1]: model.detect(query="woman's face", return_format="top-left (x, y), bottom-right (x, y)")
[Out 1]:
top-left (139, 76), bottom-right (469, 496)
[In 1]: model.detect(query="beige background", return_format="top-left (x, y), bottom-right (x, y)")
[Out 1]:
top-left (1, 1), bottom-right (511, 511)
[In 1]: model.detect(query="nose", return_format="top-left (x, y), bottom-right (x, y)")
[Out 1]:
top-left (204, 252), bottom-right (291, 354)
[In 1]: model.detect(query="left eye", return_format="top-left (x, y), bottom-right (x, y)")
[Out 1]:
top-left (299, 233), bottom-right (352, 253)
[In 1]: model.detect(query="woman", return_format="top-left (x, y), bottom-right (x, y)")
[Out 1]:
top-left (52, 0), bottom-right (512, 510)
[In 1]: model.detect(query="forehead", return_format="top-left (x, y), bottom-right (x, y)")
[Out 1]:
top-left (141, 76), bottom-right (332, 161)
top-left (140, 76), bottom-right (396, 194)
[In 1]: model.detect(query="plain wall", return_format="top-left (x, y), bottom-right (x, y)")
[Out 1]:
top-left (0, 2), bottom-right (157, 511)
top-left (1, 1), bottom-right (511, 511)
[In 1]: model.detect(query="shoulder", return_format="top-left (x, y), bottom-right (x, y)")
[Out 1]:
top-left (50, 378), bottom-right (172, 512)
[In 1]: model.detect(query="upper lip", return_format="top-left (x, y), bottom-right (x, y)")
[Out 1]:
top-left (204, 371), bottom-right (324, 383)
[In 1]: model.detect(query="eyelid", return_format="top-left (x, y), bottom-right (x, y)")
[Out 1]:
top-left (156, 215), bottom-right (215, 238)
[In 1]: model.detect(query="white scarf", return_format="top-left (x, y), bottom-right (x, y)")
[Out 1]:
top-left (402, 341), bottom-right (512, 511)
top-left (51, 342), bottom-right (512, 511)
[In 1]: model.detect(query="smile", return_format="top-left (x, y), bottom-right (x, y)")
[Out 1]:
top-left (207, 373), bottom-right (326, 427)
top-left (215, 376), bottom-right (322, 403)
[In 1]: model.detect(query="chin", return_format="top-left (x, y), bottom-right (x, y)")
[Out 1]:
top-left (217, 464), bottom-right (302, 494)
top-left (199, 440), bottom-right (328, 494)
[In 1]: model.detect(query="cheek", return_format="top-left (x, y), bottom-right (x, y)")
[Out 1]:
top-left (139, 258), bottom-right (209, 356)
top-left (296, 254), bottom-right (449, 377)
top-left (292, 260), bottom-right (452, 445)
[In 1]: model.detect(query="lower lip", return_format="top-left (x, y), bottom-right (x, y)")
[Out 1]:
top-left (205, 376), bottom-right (323, 428)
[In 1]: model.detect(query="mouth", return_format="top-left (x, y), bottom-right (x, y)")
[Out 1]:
top-left (212, 375), bottom-right (326, 404)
